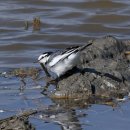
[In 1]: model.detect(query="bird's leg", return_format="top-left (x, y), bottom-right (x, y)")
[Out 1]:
top-left (41, 78), bottom-right (59, 94)
top-left (40, 63), bottom-right (59, 84)
top-left (40, 63), bottom-right (51, 77)
top-left (41, 82), bottom-right (50, 94)
top-left (37, 75), bottom-right (58, 92)
top-left (54, 78), bottom-right (59, 90)
top-left (40, 63), bottom-right (60, 90)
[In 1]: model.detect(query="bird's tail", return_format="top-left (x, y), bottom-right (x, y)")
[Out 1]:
top-left (79, 42), bottom-right (92, 51)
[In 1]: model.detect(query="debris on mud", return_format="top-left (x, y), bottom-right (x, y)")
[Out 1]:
top-left (0, 67), bottom-right (42, 90)
top-left (0, 110), bottom-right (37, 130)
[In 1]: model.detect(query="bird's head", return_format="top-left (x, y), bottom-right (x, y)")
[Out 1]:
top-left (38, 52), bottom-right (52, 65)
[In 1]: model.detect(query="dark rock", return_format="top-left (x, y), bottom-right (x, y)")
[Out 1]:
top-left (51, 36), bottom-right (130, 99)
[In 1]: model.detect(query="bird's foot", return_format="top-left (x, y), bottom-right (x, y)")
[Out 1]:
top-left (41, 78), bottom-right (58, 94)
top-left (41, 83), bottom-right (49, 95)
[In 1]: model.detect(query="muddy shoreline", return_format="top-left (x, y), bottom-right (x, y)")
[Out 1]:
top-left (0, 36), bottom-right (130, 130)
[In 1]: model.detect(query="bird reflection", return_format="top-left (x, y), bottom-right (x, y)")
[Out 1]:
top-left (34, 97), bottom-right (117, 130)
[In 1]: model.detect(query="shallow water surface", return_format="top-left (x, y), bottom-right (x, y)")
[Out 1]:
top-left (0, 0), bottom-right (130, 130)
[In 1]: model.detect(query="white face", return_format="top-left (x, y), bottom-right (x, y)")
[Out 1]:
top-left (38, 54), bottom-right (49, 64)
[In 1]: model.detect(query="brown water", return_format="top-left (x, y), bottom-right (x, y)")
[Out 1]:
top-left (0, 0), bottom-right (130, 130)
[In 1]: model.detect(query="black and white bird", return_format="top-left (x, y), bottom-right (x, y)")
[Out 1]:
top-left (38, 43), bottom-right (92, 78)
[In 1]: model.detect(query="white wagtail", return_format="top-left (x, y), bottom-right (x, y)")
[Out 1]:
top-left (38, 42), bottom-right (92, 79)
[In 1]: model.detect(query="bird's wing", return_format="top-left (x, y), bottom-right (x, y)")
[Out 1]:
top-left (62, 46), bottom-right (79, 54)
top-left (78, 42), bottom-right (92, 51)
top-left (49, 48), bottom-right (78, 67)
top-left (48, 43), bottom-right (92, 67)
